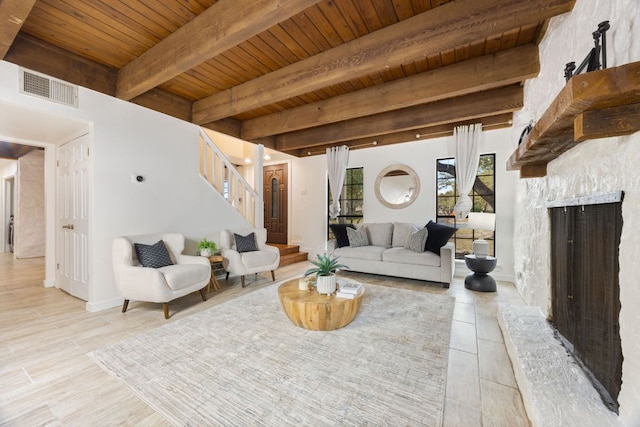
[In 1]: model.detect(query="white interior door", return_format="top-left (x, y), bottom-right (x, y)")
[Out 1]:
top-left (56, 134), bottom-right (90, 301)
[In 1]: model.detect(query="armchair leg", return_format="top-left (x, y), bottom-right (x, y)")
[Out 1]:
top-left (271, 270), bottom-right (275, 281)
top-left (122, 299), bottom-right (129, 313)
top-left (163, 303), bottom-right (169, 319)
top-left (241, 275), bottom-right (246, 288)
top-left (199, 288), bottom-right (207, 301)
top-left (226, 272), bottom-right (229, 281)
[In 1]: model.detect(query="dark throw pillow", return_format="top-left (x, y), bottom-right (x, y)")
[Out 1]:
top-left (425, 220), bottom-right (457, 254)
top-left (234, 232), bottom-right (258, 253)
top-left (134, 240), bottom-right (173, 268)
top-left (329, 224), bottom-right (356, 248)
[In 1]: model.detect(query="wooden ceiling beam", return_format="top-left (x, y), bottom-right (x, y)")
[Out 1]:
top-left (193, 0), bottom-right (575, 124)
top-left (241, 44), bottom-right (538, 139)
top-left (131, 89), bottom-right (192, 122)
top-left (5, 33), bottom-right (193, 122)
top-left (287, 113), bottom-right (514, 157)
top-left (0, 0), bottom-right (36, 59)
top-left (201, 118), bottom-right (243, 139)
top-left (6, 33), bottom-right (116, 95)
top-left (275, 85), bottom-right (523, 151)
top-left (116, 0), bottom-right (322, 100)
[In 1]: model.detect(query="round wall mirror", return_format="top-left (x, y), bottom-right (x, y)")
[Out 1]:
top-left (374, 164), bottom-right (420, 209)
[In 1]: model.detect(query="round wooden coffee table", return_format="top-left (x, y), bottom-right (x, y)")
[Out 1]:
top-left (278, 278), bottom-right (364, 331)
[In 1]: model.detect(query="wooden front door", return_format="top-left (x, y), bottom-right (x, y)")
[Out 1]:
top-left (264, 163), bottom-right (288, 244)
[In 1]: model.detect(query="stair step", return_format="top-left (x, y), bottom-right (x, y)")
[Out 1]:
top-left (268, 243), bottom-right (300, 256)
top-left (267, 243), bottom-right (308, 267)
top-left (279, 251), bottom-right (308, 267)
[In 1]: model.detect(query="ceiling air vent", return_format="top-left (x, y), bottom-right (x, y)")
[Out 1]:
top-left (19, 68), bottom-right (78, 108)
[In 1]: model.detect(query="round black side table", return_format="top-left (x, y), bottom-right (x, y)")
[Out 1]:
top-left (464, 254), bottom-right (497, 292)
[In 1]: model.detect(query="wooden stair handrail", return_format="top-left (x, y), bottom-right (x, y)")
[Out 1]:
top-left (199, 129), bottom-right (260, 226)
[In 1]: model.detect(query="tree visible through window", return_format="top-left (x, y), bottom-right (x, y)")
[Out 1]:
top-left (328, 167), bottom-right (363, 239)
top-left (437, 154), bottom-right (495, 259)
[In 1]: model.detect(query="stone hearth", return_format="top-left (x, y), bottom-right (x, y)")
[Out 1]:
top-left (498, 304), bottom-right (622, 427)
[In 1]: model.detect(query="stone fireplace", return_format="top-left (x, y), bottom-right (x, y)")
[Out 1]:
top-left (509, 1), bottom-right (640, 425)
top-left (509, 123), bottom-right (639, 427)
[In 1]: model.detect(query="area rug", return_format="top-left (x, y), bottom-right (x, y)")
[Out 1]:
top-left (89, 283), bottom-right (455, 426)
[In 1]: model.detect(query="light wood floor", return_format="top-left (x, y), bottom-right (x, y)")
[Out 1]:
top-left (0, 253), bottom-right (529, 426)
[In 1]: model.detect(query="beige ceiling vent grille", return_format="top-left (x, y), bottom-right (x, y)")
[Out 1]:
top-left (19, 68), bottom-right (78, 108)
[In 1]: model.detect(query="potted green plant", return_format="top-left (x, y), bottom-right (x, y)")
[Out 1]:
top-left (197, 238), bottom-right (217, 257)
top-left (304, 253), bottom-right (348, 295)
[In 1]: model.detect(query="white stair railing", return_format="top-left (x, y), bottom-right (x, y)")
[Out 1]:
top-left (199, 129), bottom-right (261, 227)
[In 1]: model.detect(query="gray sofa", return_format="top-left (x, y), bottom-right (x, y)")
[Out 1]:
top-left (328, 222), bottom-right (455, 288)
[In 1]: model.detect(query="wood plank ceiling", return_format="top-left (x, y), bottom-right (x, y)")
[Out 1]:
top-left (1, 0), bottom-right (576, 156)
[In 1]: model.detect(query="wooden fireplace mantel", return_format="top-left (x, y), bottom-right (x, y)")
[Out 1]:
top-left (507, 61), bottom-right (640, 178)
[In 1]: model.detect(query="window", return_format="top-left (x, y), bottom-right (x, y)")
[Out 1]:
top-left (436, 154), bottom-right (495, 259)
top-left (328, 167), bottom-right (364, 239)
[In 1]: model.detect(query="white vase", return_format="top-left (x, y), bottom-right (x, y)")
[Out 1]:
top-left (316, 274), bottom-right (337, 295)
top-left (200, 248), bottom-right (212, 257)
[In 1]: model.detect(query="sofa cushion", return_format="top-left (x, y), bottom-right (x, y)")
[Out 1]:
top-left (334, 245), bottom-right (385, 261)
top-left (134, 240), bottom-right (174, 268)
top-left (158, 264), bottom-right (210, 291)
top-left (405, 227), bottom-right (428, 253)
top-left (361, 223), bottom-right (393, 247)
top-left (347, 227), bottom-right (369, 247)
top-left (330, 224), bottom-right (356, 248)
top-left (241, 250), bottom-right (279, 269)
top-left (425, 220), bottom-right (457, 254)
top-left (382, 247), bottom-right (441, 267)
top-left (390, 223), bottom-right (413, 247)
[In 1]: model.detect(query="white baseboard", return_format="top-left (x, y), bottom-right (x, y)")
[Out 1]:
top-left (43, 279), bottom-right (56, 288)
top-left (492, 272), bottom-right (516, 283)
top-left (86, 297), bottom-right (123, 312)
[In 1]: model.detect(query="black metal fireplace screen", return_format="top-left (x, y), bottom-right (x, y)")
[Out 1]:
top-left (549, 193), bottom-right (623, 413)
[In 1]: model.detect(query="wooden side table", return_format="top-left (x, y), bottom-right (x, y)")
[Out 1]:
top-left (464, 254), bottom-right (497, 292)
top-left (277, 278), bottom-right (364, 331)
top-left (207, 255), bottom-right (224, 292)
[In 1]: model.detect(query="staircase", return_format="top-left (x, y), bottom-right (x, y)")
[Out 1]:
top-left (200, 129), bottom-right (302, 266)
top-left (270, 244), bottom-right (308, 267)
top-left (199, 129), bottom-right (261, 227)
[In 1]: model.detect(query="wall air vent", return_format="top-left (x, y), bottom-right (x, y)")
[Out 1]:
top-left (19, 68), bottom-right (78, 108)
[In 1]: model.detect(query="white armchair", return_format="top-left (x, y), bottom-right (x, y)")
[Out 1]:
top-left (219, 228), bottom-right (280, 287)
top-left (112, 233), bottom-right (211, 319)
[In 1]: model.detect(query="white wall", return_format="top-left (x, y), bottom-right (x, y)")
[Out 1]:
top-left (0, 60), bottom-right (249, 310)
top-left (290, 127), bottom-right (519, 281)
top-left (512, 0), bottom-right (640, 424)
top-left (14, 149), bottom-right (45, 258)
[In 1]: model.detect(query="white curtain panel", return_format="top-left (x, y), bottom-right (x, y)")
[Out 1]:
top-left (453, 123), bottom-right (482, 219)
top-left (327, 145), bottom-right (349, 219)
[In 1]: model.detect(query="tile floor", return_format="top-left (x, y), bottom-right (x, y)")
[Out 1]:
top-left (444, 279), bottom-right (529, 426)
top-left (335, 268), bottom-right (530, 426)
top-left (1, 253), bottom-right (530, 426)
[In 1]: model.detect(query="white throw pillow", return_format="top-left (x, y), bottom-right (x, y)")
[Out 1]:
top-left (347, 227), bottom-right (370, 247)
top-left (404, 227), bottom-right (428, 253)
